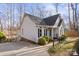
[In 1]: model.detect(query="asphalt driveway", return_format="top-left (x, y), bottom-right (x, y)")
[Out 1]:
top-left (0, 41), bottom-right (52, 56)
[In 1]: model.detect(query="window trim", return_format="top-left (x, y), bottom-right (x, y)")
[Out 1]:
top-left (44, 29), bottom-right (47, 36)
top-left (38, 28), bottom-right (42, 37)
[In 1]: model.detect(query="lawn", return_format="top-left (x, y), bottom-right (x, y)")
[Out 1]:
top-left (48, 37), bottom-right (78, 56)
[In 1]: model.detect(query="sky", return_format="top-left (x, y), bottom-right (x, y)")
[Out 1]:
top-left (0, 3), bottom-right (76, 28)
top-left (24, 3), bottom-right (68, 19)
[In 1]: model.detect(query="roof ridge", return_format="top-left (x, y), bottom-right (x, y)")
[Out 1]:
top-left (24, 13), bottom-right (41, 19)
top-left (43, 14), bottom-right (60, 19)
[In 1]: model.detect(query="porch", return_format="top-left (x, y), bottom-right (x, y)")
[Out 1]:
top-left (38, 27), bottom-right (59, 39)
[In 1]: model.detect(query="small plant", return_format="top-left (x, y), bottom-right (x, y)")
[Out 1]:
top-left (38, 36), bottom-right (53, 45)
top-left (43, 36), bottom-right (49, 42)
top-left (59, 35), bottom-right (67, 42)
top-left (74, 39), bottom-right (79, 55)
top-left (48, 47), bottom-right (56, 53)
top-left (44, 36), bottom-right (53, 42)
top-left (49, 37), bottom-right (53, 42)
top-left (48, 44), bottom-right (61, 54)
top-left (38, 37), bottom-right (47, 45)
top-left (0, 32), bottom-right (6, 42)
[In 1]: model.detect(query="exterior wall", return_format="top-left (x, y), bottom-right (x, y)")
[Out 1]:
top-left (53, 28), bottom-right (59, 37)
top-left (53, 17), bottom-right (60, 27)
top-left (21, 16), bottom-right (38, 43)
top-left (42, 27), bottom-right (44, 36)
top-left (20, 15), bottom-right (64, 43)
top-left (51, 28), bottom-right (53, 39)
top-left (58, 22), bottom-right (64, 37)
top-left (37, 26), bottom-right (53, 40)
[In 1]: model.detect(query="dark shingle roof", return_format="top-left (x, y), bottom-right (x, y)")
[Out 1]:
top-left (42, 14), bottom-right (60, 26)
top-left (24, 13), bottom-right (43, 25)
top-left (58, 19), bottom-right (63, 26)
top-left (23, 13), bottom-right (61, 26)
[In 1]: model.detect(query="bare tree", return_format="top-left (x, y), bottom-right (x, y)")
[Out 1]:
top-left (18, 4), bottom-right (25, 27)
top-left (71, 3), bottom-right (76, 29)
top-left (68, 3), bottom-right (71, 30)
top-left (0, 18), bottom-right (3, 31)
top-left (71, 3), bottom-right (78, 31)
top-left (35, 5), bottom-right (47, 18)
top-left (74, 4), bottom-right (78, 30)
top-left (30, 4), bottom-right (53, 18)
top-left (54, 3), bottom-right (59, 13)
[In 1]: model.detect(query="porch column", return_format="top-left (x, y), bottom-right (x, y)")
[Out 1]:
top-left (47, 31), bottom-right (49, 36)
top-left (42, 28), bottom-right (44, 36)
top-left (58, 28), bottom-right (60, 37)
top-left (52, 28), bottom-right (53, 39)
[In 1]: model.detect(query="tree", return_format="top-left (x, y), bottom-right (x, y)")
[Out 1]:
top-left (35, 5), bottom-right (47, 18)
top-left (54, 3), bottom-right (59, 13)
top-left (0, 18), bottom-right (3, 31)
top-left (18, 4), bottom-right (25, 27)
top-left (68, 3), bottom-right (71, 30)
top-left (74, 4), bottom-right (78, 30)
top-left (71, 3), bottom-right (78, 31)
top-left (71, 3), bottom-right (75, 29)
top-left (30, 4), bottom-right (53, 18)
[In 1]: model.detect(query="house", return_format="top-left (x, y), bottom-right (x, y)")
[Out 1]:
top-left (19, 13), bottom-right (64, 43)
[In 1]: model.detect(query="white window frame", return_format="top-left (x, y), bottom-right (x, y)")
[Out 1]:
top-left (44, 29), bottom-right (47, 36)
top-left (38, 28), bottom-right (42, 37)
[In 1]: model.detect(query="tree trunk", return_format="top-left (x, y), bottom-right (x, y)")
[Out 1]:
top-left (68, 4), bottom-right (71, 30)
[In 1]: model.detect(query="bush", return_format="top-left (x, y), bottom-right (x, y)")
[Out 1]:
top-left (43, 36), bottom-right (50, 43)
top-left (48, 44), bottom-right (61, 54)
top-left (48, 37), bottom-right (53, 42)
top-left (48, 47), bottom-right (56, 53)
top-left (59, 35), bottom-right (67, 42)
top-left (74, 39), bottom-right (79, 55)
top-left (38, 36), bottom-right (53, 45)
top-left (0, 32), bottom-right (6, 42)
top-left (38, 37), bottom-right (47, 45)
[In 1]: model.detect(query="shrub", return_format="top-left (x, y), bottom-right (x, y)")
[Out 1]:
top-left (0, 32), bottom-right (6, 42)
top-left (44, 36), bottom-right (49, 42)
top-left (43, 36), bottom-right (53, 42)
top-left (63, 43), bottom-right (74, 49)
top-left (48, 44), bottom-right (60, 54)
top-left (59, 35), bottom-right (67, 42)
top-left (38, 37), bottom-right (47, 45)
top-left (74, 39), bottom-right (79, 55)
top-left (49, 37), bottom-right (53, 42)
top-left (38, 36), bottom-right (53, 45)
top-left (48, 47), bottom-right (56, 53)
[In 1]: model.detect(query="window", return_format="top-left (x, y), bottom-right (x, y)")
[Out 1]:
top-left (38, 28), bottom-right (42, 37)
top-left (44, 29), bottom-right (47, 36)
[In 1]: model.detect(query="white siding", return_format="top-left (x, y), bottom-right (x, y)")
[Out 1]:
top-left (53, 17), bottom-right (60, 27)
top-left (58, 22), bottom-right (64, 37)
top-left (21, 16), bottom-right (38, 43)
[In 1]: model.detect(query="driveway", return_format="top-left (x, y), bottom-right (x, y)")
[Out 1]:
top-left (0, 41), bottom-right (52, 56)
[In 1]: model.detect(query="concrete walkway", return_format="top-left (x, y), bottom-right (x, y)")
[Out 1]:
top-left (0, 41), bottom-right (52, 56)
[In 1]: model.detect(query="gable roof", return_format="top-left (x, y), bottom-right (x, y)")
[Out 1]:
top-left (58, 19), bottom-right (63, 26)
top-left (22, 13), bottom-right (62, 26)
top-left (42, 14), bottom-right (60, 26)
top-left (24, 13), bottom-right (43, 25)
